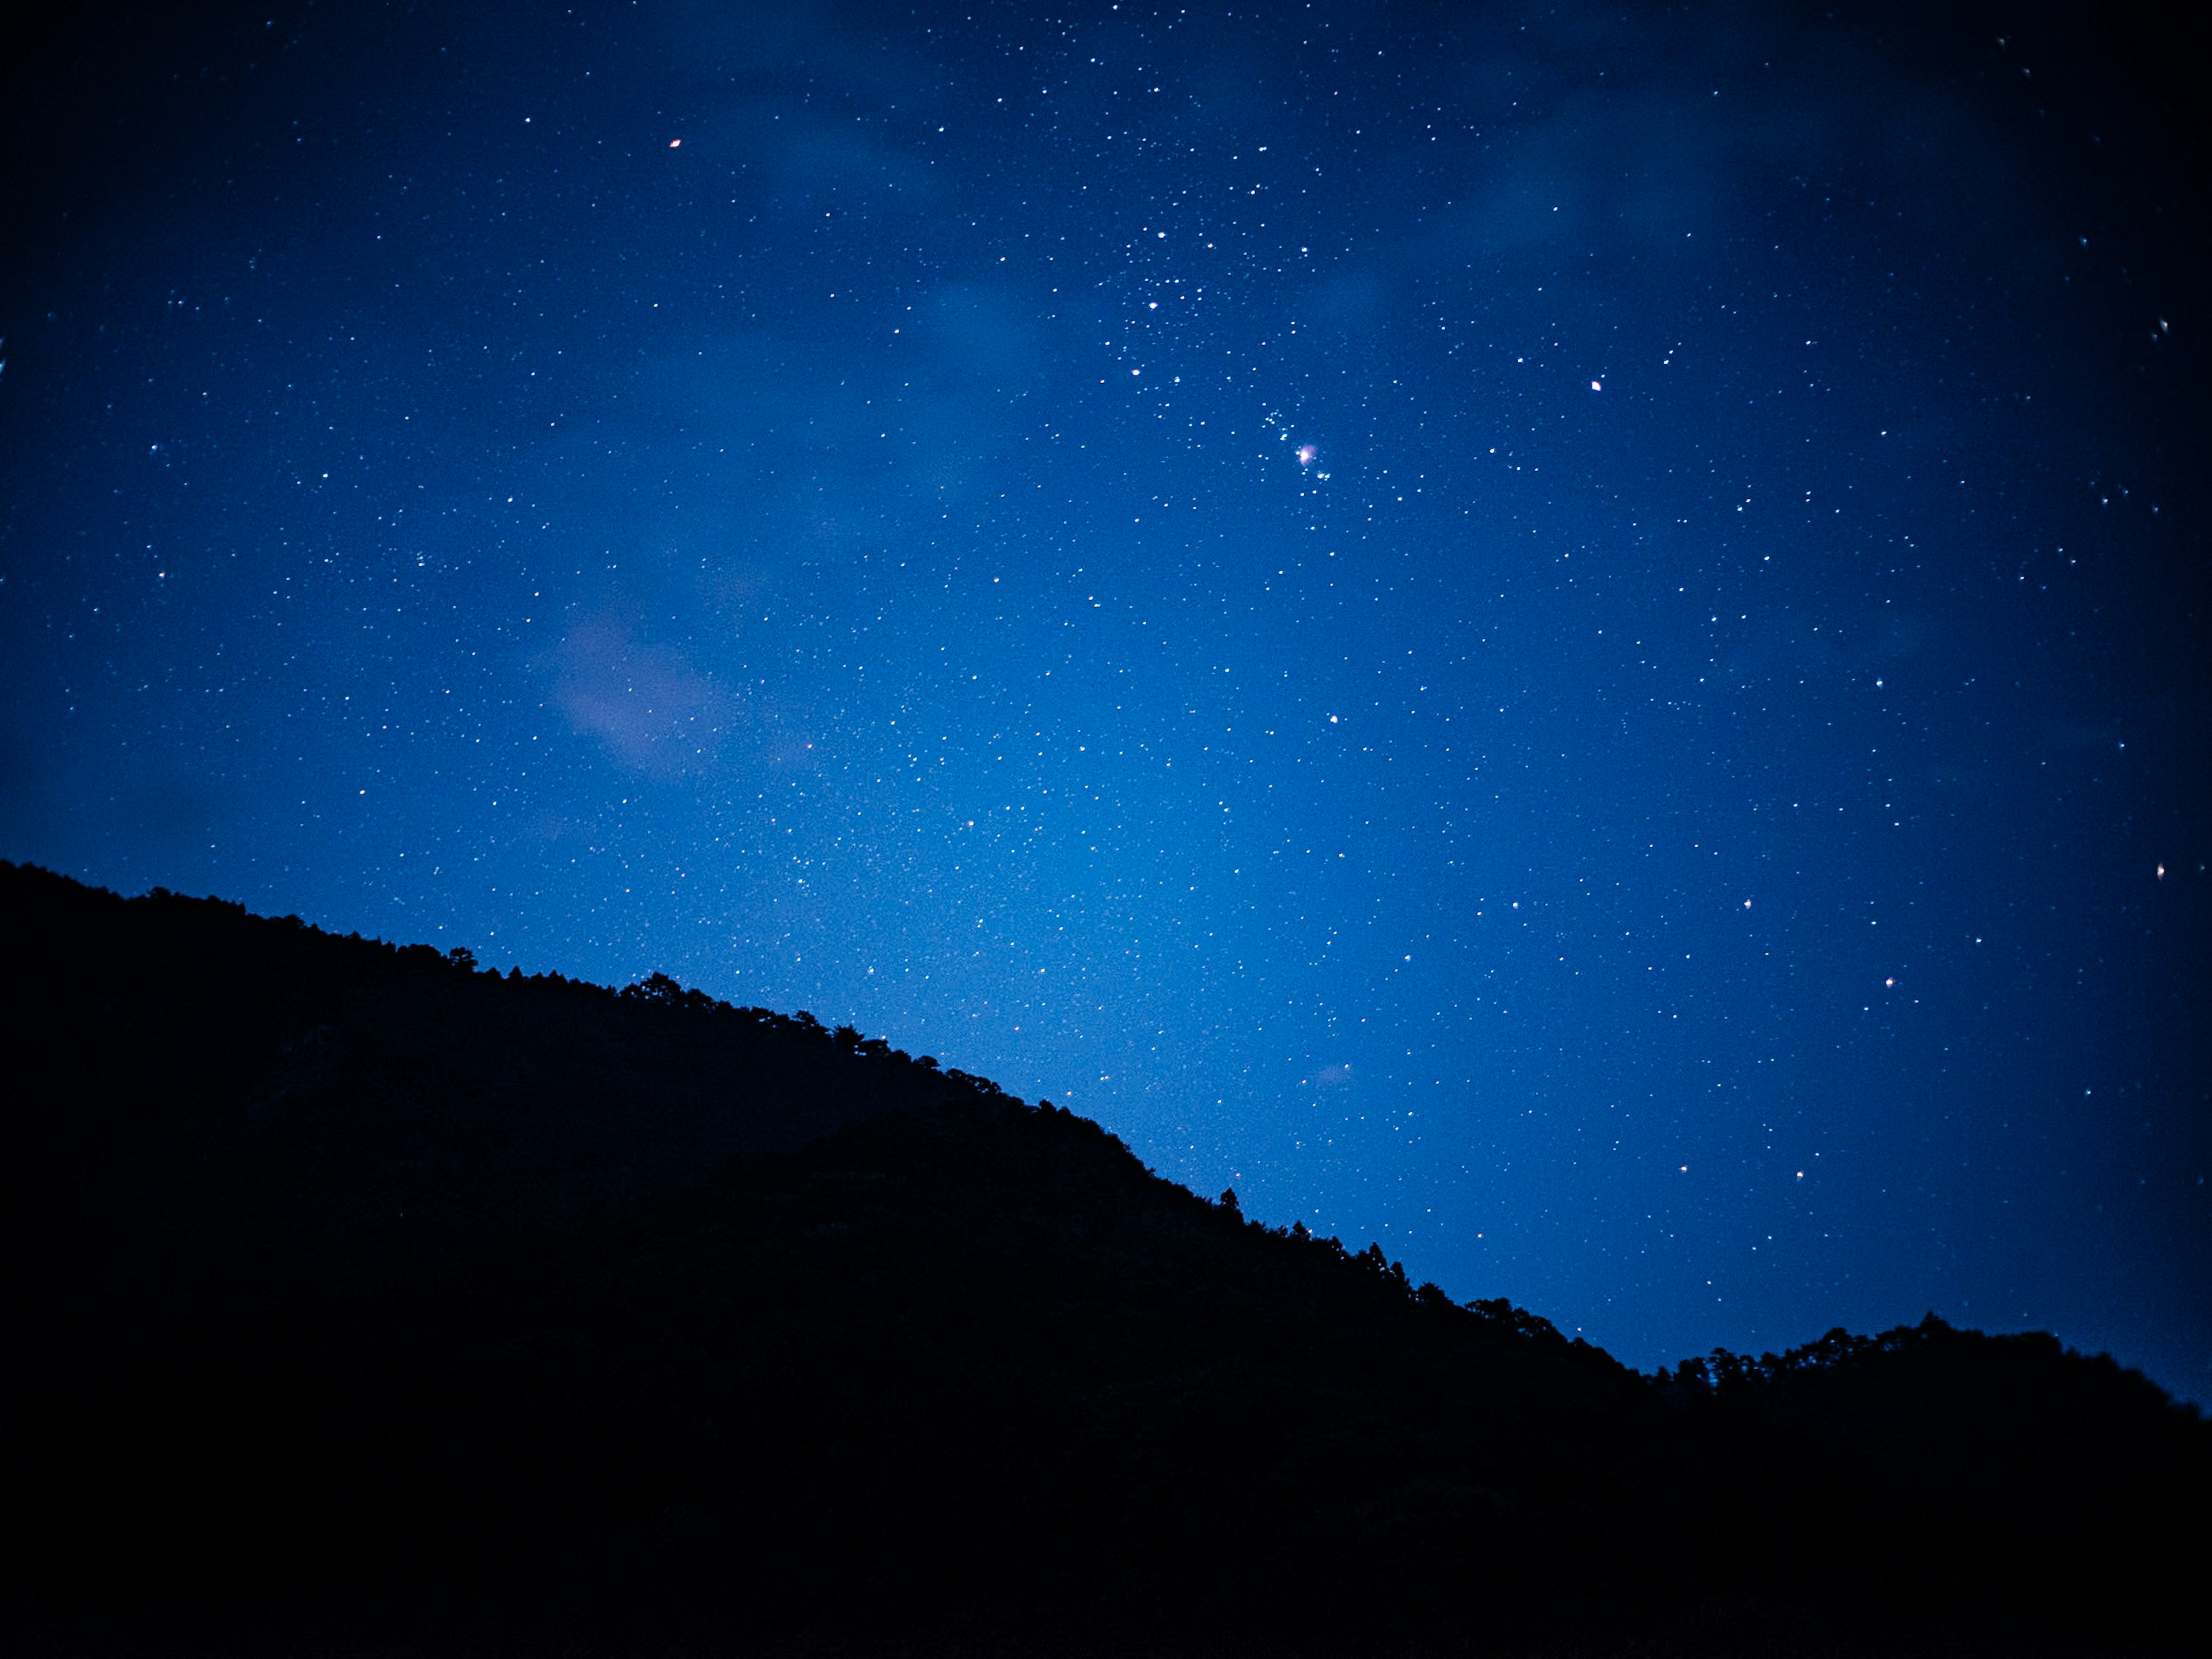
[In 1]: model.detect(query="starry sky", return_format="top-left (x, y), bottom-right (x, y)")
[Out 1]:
top-left (3, 1), bottom-right (2205, 1395)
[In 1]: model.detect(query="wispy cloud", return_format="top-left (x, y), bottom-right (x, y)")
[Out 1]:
top-left (550, 616), bottom-right (730, 777)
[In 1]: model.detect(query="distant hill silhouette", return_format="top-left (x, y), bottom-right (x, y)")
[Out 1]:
top-left (2, 861), bottom-right (2203, 1656)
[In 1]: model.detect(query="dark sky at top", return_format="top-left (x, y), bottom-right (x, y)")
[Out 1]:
top-left (3, 1), bottom-right (2204, 1394)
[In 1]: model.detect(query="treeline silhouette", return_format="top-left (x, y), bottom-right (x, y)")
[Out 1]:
top-left (2, 862), bottom-right (2202, 1656)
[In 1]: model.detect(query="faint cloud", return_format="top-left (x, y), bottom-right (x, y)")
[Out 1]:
top-left (1299, 271), bottom-right (1390, 346)
top-left (520, 812), bottom-right (587, 845)
top-left (659, 0), bottom-right (935, 108)
top-left (638, 0), bottom-right (947, 214)
top-left (921, 282), bottom-right (1039, 387)
top-left (679, 88), bottom-right (941, 215)
top-left (1881, 414), bottom-right (1962, 456)
top-left (1181, 47), bottom-right (1282, 134)
top-left (2045, 719), bottom-right (2125, 756)
top-left (647, 323), bottom-right (1031, 537)
top-left (1871, 613), bottom-right (1935, 660)
top-left (118, 773), bottom-right (230, 853)
top-left (549, 617), bottom-right (730, 776)
top-left (778, 119), bottom-right (941, 209)
top-left (1403, 4), bottom-right (2031, 275)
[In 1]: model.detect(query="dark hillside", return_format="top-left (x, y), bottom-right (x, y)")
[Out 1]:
top-left (2, 865), bottom-right (2204, 1655)
top-left (2, 859), bottom-right (1001, 1306)
top-left (26, 1101), bottom-right (1666, 1633)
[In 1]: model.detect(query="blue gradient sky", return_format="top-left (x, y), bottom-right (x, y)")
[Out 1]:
top-left (3, 1), bottom-right (2204, 1393)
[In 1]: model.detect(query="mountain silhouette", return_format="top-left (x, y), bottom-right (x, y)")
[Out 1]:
top-left (2, 861), bottom-right (2202, 1656)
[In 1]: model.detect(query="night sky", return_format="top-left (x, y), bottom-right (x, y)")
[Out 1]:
top-left (4, 2), bottom-right (2205, 1396)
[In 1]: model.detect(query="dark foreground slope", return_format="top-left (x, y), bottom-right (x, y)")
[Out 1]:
top-left (2, 865), bottom-right (2204, 1655)
top-left (2, 860), bottom-right (1007, 1303)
